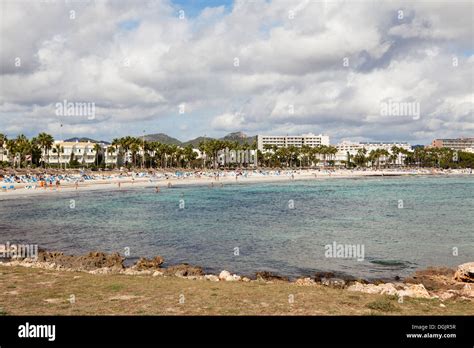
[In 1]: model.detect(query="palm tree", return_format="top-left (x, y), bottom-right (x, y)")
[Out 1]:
top-left (93, 143), bottom-right (102, 167)
top-left (354, 148), bottom-right (367, 167)
top-left (107, 146), bottom-right (116, 168)
top-left (53, 143), bottom-right (64, 169)
top-left (36, 132), bottom-right (54, 168)
top-left (326, 146), bottom-right (338, 167)
top-left (390, 146), bottom-right (400, 167)
top-left (130, 142), bottom-right (140, 167)
top-left (15, 134), bottom-right (31, 168)
top-left (5, 139), bottom-right (17, 167)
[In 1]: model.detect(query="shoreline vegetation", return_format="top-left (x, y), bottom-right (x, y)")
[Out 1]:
top-left (1, 167), bottom-right (472, 199)
top-left (0, 250), bottom-right (472, 315)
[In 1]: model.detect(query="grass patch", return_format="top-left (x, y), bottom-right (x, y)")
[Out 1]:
top-left (366, 297), bottom-right (400, 312)
top-left (107, 284), bottom-right (124, 292)
top-left (0, 265), bottom-right (472, 315)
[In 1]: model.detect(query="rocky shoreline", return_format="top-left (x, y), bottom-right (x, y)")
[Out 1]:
top-left (1, 250), bottom-right (472, 303)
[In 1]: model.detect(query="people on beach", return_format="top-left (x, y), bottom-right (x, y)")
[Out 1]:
top-left (167, 182), bottom-right (172, 188)
top-left (155, 186), bottom-right (160, 193)
top-left (75, 182), bottom-right (78, 190)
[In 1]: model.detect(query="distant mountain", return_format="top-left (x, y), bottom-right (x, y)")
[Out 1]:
top-left (64, 132), bottom-right (255, 148)
top-left (143, 133), bottom-right (182, 145)
top-left (64, 137), bottom-right (110, 144)
top-left (182, 136), bottom-right (213, 147)
top-left (220, 132), bottom-right (256, 145)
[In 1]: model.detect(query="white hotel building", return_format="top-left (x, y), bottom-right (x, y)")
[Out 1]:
top-left (42, 140), bottom-right (118, 165)
top-left (257, 133), bottom-right (330, 151)
top-left (335, 141), bottom-right (412, 166)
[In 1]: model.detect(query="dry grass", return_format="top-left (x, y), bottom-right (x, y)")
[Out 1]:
top-left (0, 266), bottom-right (473, 316)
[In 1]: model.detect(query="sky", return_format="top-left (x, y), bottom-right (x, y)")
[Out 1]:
top-left (0, 0), bottom-right (473, 144)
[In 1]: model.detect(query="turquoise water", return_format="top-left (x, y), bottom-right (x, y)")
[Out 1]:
top-left (0, 176), bottom-right (473, 279)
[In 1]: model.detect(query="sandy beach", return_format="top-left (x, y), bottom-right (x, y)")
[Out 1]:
top-left (1, 168), bottom-right (472, 199)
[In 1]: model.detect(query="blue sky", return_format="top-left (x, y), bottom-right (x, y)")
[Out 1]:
top-left (171, 0), bottom-right (234, 17)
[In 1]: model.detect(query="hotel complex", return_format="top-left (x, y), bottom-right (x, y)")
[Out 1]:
top-left (42, 140), bottom-right (118, 166)
top-left (1, 134), bottom-right (472, 167)
top-left (334, 141), bottom-right (412, 166)
top-left (257, 133), bottom-right (330, 151)
top-left (431, 138), bottom-right (474, 151)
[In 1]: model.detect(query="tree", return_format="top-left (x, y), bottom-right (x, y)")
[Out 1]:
top-left (354, 148), bottom-right (367, 167)
top-left (5, 139), bottom-right (17, 167)
top-left (107, 146), bottom-right (116, 168)
top-left (93, 143), bottom-right (102, 167)
top-left (36, 132), bottom-right (54, 168)
top-left (53, 143), bottom-right (64, 168)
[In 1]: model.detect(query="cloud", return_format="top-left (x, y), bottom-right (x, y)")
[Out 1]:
top-left (0, 0), bottom-right (472, 144)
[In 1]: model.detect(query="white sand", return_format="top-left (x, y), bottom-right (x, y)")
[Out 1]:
top-left (0, 169), bottom-right (471, 200)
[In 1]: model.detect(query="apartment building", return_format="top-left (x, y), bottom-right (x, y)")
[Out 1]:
top-left (431, 138), bottom-right (474, 151)
top-left (257, 133), bottom-right (330, 151)
top-left (43, 140), bottom-right (100, 165)
top-left (334, 141), bottom-right (412, 166)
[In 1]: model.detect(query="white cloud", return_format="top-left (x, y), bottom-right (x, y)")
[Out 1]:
top-left (0, 0), bottom-right (472, 144)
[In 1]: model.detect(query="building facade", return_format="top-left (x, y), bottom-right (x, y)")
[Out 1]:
top-left (334, 141), bottom-right (412, 166)
top-left (43, 140), bottom-right (102, 165)
top-left (431, 138), bottom-right (474, 151)
top-left (257, 133), bottom-right (330, 151)
top-left (0, 146), bottom-right (8, 162)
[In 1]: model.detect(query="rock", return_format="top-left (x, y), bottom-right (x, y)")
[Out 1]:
top-left (164, 264), bottom-right (203, 277)
top-left (36, 251), bottom-right (125, 271)
top-left (320, 277), bottom-right (346, 289)
top-left (88, 267), bottom-right (114, 275)
top-left (185, 276), bottom-right (200, 280)
top-left (44, 298), bottom-right (63, 304)
top-left (218, 270), bottom-right (241, 281)
top-left (295, 277), bottom-right (316, 286)
top-left (133, 256), bottom-right (164, 270)
top-left (152, 271), bottom-right (163, 277)
top-left (347, 282), bottom-right (399, 296)
top-left (205, 275), bottom-right (219, 282)
top-left (440, 303), bottom-right (446, 308)
top-left (459, 284), bottom-right (474, 298)
top-left (314, 272), bottom-right (335, 282)
top-left (453, 262), bottom-right (474, 283)
top-left (439, 292), bottom-right (455, 301)
top-left (242, 277), bottom-right (251, 282)
top-left (219, 270), bottom-right (231, 280)
top-left (347, 282), bottom-right (383, 294)
top-left (122, 269), bottom-right (146, 276)
top-left (255, 271), bottom-right (289, 282)
top-left (397, 284), bottom-right (431, 299)
top-left (379, 283), bottom-right (398, 296)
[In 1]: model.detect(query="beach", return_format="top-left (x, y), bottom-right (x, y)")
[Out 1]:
top-left (1, 168), bottom-right (472, 199)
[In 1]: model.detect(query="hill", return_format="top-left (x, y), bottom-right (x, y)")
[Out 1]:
top-left (142, 133), bottom-right (182, 145)
top-left (220, 131), bottom-right (256, 145)
top-left (64, 137), bottom-right (110, 144)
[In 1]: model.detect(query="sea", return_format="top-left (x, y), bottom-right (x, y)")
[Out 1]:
top-left (1, 175), bottom-right (472, 280)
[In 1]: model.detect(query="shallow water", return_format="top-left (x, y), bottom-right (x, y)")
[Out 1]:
top-left (0, 175), bottom-right (473, 279)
